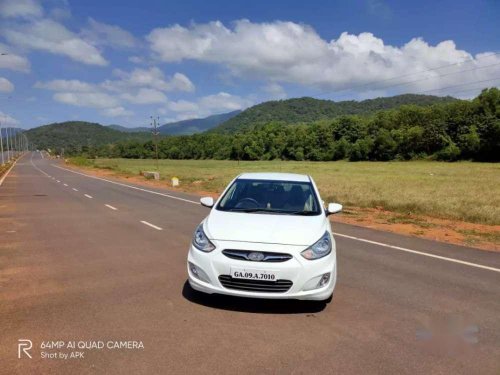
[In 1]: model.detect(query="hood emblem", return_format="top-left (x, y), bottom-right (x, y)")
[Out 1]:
top-left (248, 252), bottom-right (265, 261)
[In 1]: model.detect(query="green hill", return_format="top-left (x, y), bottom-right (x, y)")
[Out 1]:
top-left (26, 121), bottom-right (151, 153)
top-left (212, 94), bottom-right (458, 133)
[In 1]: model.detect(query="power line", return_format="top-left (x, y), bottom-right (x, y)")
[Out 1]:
top-left (414, 77), bottom-right (500, 95)
top-left (314, 51), bottom-right (500, 98)
top-left (449, 85), bottom-right (499, 97)
top-left (361, 62), bottom-right (500, 92)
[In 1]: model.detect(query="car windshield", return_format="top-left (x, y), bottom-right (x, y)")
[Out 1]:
top-left (216, 179), bottom-right (322, 215)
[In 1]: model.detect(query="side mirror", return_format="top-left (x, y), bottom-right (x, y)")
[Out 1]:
top-left (326, 203), bottom-right (342, 215)
top-left (200, 197), bottom-right (214, 208)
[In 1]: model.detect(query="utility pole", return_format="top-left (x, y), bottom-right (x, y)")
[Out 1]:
top-left (6, 126), bottom-right (11, 161)
top-left (14, 127), bottom-right (18, 157)
top-left (150, 115), bottom-right (160, 171)
top-left (0, 121), bottom-right (4, 165)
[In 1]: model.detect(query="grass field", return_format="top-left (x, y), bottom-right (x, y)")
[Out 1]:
top-left (71, 158), bottom-right (500, 226)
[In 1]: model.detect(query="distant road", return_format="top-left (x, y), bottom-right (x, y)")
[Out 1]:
top-left (1, 152), bottom-right (499, 374)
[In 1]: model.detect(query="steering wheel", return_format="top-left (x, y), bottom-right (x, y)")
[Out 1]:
top-left (234, 197), bottom-right (260, 209)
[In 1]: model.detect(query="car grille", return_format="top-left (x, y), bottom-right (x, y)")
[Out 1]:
top-left (218, 275), bottom-right (293, 293)
top-left (222, 249), bottom-right (292, 262)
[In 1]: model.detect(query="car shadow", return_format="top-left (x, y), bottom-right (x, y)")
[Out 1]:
top-left (182, 281), bottom-right (327, 314)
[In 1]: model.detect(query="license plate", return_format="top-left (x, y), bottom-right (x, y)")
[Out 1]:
top-left (230, 267), bottom-right (277, 281)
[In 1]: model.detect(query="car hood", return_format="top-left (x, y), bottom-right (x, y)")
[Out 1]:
top-left (205, 209), bottom-right (328, 246)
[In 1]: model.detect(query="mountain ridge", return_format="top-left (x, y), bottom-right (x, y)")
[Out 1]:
top-left (212, 94), bottom-right (458, 133)
top-left (107, 110), bottom-right (241, 135)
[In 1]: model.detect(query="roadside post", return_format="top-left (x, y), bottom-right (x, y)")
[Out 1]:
top-left (150, 115), bottom-right (160, 171)
top-left (6, 126), bottom-right (10, 161)
top-left (0, 121), bottom-right (4, 165)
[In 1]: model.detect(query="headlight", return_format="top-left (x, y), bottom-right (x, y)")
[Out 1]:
top-left (301, 231), bottom-right (332, 260)
top-left (192, 223), bottom-right (215, 252)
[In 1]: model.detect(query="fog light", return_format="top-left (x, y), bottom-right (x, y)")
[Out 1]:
top-left (318, 272), bottom-right (330, 287)
top-left (188, 262), bottom-right (211, 283)
top-left (302, 272), bottom-right (331, 291)
top-left (189, 262), bottom-right (199, 276)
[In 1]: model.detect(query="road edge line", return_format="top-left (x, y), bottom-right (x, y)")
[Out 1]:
top-left (334, 233), bottom-right (500, 273)
top-left (0, 159), bottom-right (18, 187)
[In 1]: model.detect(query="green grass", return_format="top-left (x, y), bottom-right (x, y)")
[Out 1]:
top-left (73, 158), bottom-right (500, 225)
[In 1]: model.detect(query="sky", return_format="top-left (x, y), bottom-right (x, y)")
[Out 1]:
top-left (0, 0), bottom-right (499, 129)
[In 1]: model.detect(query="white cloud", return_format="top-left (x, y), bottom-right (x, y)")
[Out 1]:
top-left (165, 92), bottom-right (252, 120)
top-left (0, 43), bottom-right (30, 72)
top-left (169, 73), bottom-right (195, 92)
top-left (121, 88), bottom-right (167, 104)
top-left (147, 20), bottom-right (500, 95)
top-left (167, 99), bottom-right (199, 113)
top-left (102, 106), bottom-right (133, 117)
top-left (262, 83), bottom-right (287, 99)
top-left (48, 1), bottom-right (72, 21)
top-left (35, 79), bottom-right (95, 92)
top-left (0, 77), bottom-right (14, 92)
top-left (128, 55), bottom-right (144, 64)
top-left (366, 0), bottom-right (393, 19)
top-left (53, 92), bottom-right (118, 109)
top-left (0, 0), bottom-right (43, 19)
top-left (36, 67), bottom-right (194, 114)
top-left (199, 92), bottom-right (251, 112)
top-left (1, 19), bottom-right (108, 66)
top-left (105, 67), bottom-right (194, 92)
top-left (81, 18), bottom-right (138, 49)
top-left (0, 110), bottom-right (19, 125)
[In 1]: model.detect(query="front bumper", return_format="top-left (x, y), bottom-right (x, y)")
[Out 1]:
top-left (187, 240), bottom-right (337, 301)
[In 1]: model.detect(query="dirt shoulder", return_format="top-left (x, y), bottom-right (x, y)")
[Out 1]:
top-left (64, 161), bottom-right (500, 252)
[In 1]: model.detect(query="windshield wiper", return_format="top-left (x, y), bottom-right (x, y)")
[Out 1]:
top-left (228, 208), bottom-right (285, 214)
top-left (228, 208), bottom-right (317, 215)
top-left (288, 210), bottom-right (318, 216)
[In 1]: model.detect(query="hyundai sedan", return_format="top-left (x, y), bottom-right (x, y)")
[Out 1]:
top-left (187, 172), bottom-right (342, 301)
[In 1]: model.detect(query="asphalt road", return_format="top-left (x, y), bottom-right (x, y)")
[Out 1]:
top-left (1, 152), bottom-right (499, 374)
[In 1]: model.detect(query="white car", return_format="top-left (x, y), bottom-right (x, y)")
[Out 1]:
top-left (187, 173), bottom-right (342, 301)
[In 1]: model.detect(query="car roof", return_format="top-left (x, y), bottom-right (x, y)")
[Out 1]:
top-left (237, 172), bottom-right (310, 182)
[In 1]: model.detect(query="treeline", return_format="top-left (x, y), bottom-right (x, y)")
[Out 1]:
top-left (26, 121), bottom-right (151, 153)
top-left (82, 88), bottom-right (499, 162)
top-left (213, 94), bottom-right (457, 133)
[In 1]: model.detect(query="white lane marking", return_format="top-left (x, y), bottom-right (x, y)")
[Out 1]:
top-left (105, 204), bottom-right (118, 211)
top-left (51, 164), bottom-right (198, 205)
top-left (84, 194), bottom-right (93, 199)
top-left (29, 153), bottom-right (52, 178)
top-left (72, 188), bottom-right (78, 191)
top-left (63, 183), bottom-right (68, 186)
top-left (140, 220), bottom-right (163, 231)
top-left (334, 233), bottom-right (500, 274)
top-left (56, 180), bottom-right (60, 183)
top-left (50, 163), bottom-right (498, 274)
top-left (0, 159), bottom-right (19, 186)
